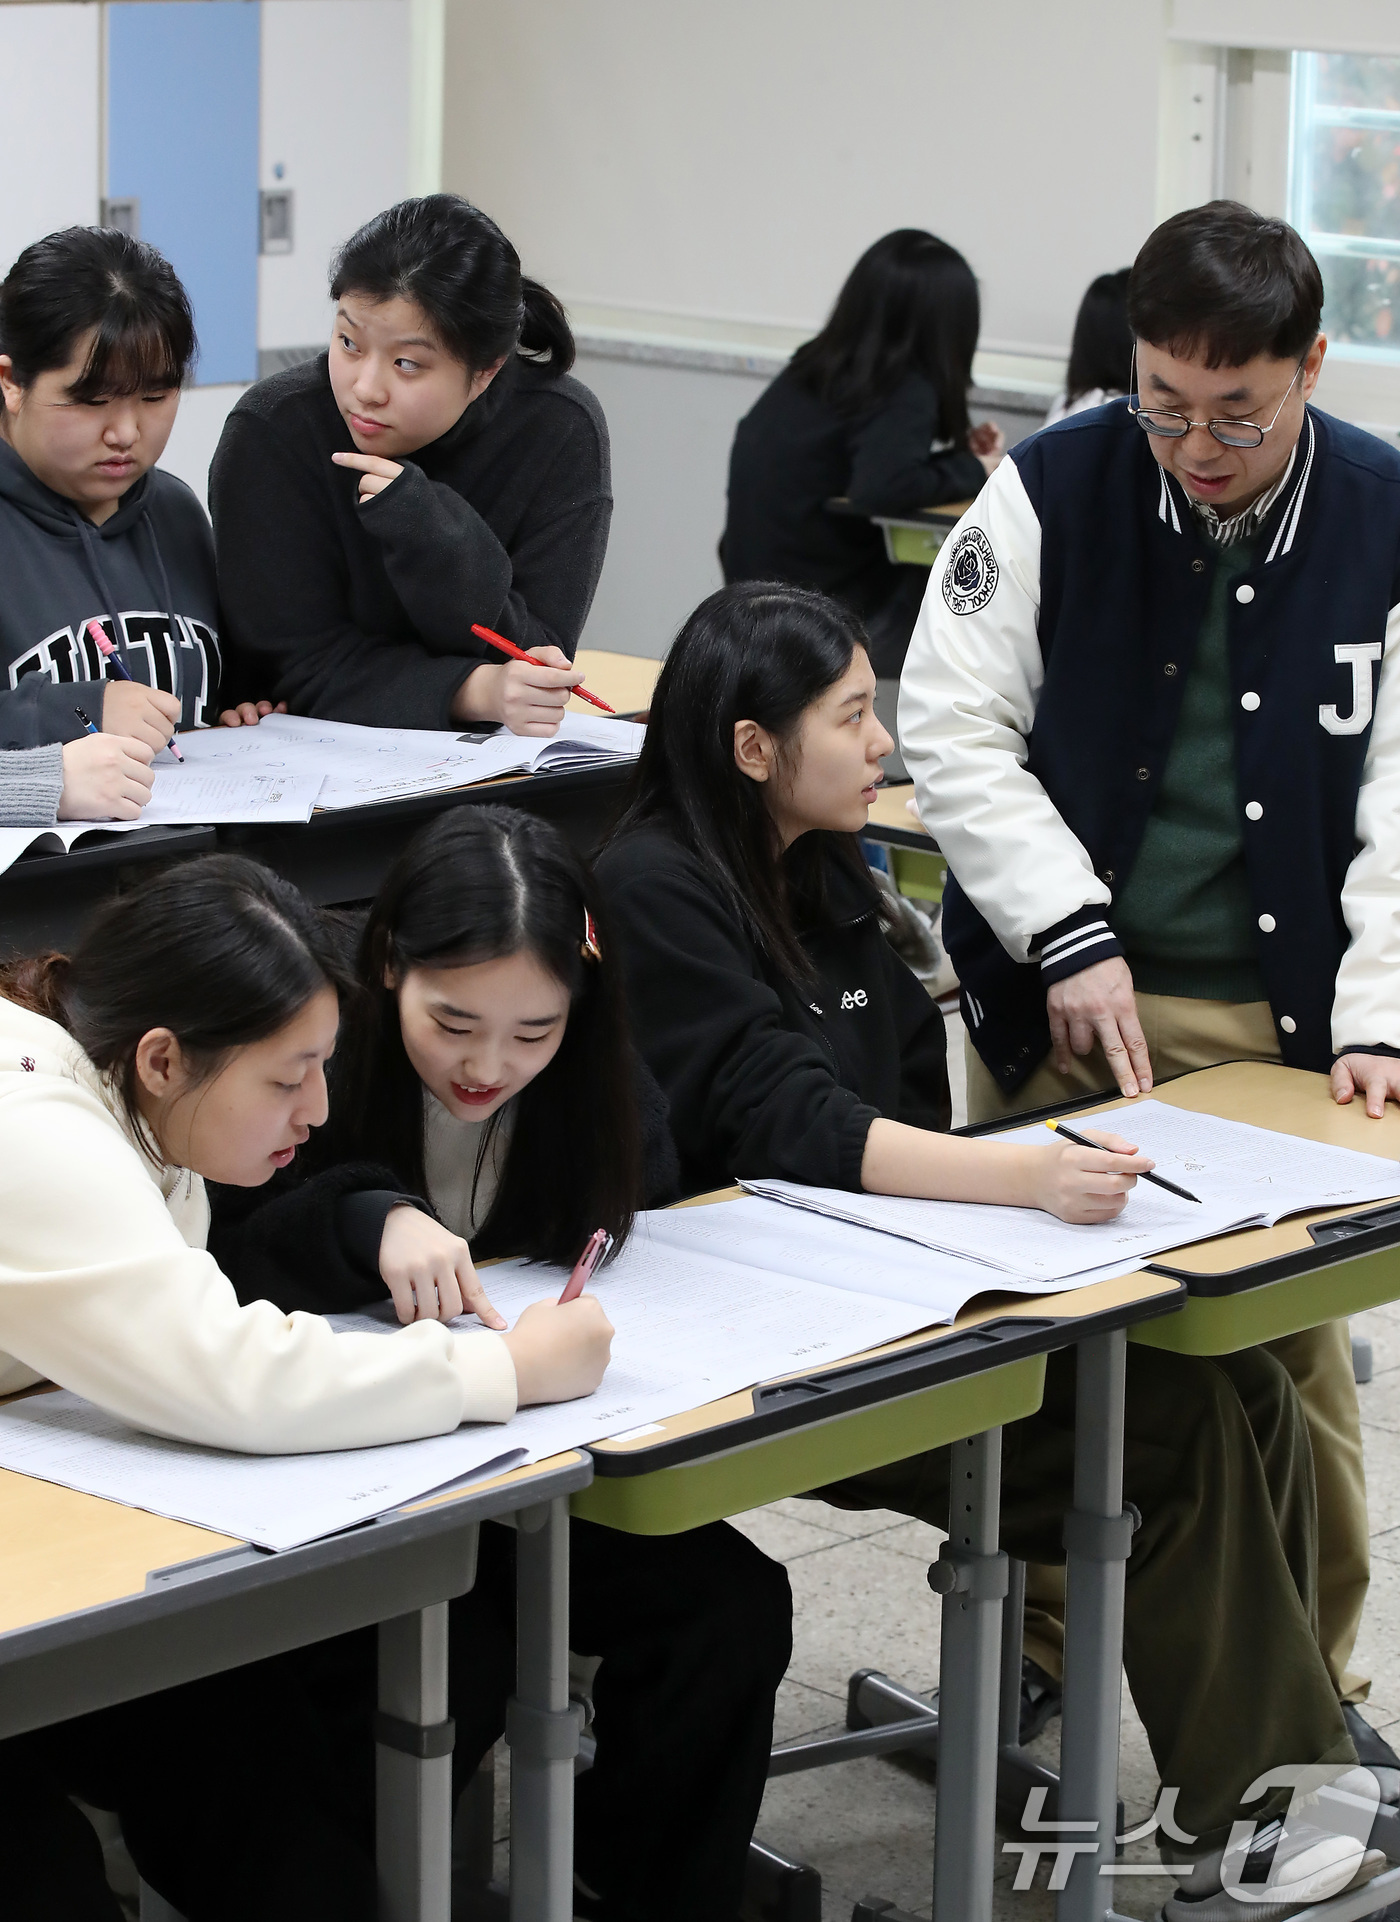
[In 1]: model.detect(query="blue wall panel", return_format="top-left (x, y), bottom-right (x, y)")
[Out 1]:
top-left (107, 2), bottom-right (260, 386)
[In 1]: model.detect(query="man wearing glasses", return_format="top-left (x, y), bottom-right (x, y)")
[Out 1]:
top-left (899, 198), bottom-right (1400, 1913)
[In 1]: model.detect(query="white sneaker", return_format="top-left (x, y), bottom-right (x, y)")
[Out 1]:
top-left (1161, 1796), bottom-right (1387, 1922)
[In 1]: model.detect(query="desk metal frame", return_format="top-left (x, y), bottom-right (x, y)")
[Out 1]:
top-left (575, 1282), bottom-right (1184, 1922)
top-left (0, 1453), bottom-right (591, 1922)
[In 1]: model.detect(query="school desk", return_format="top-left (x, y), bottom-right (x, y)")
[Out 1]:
top-left (827, 496), bottom-right (974, 567)
top-left (567, 648), bottom-right (661, 719)
top-left (0, 1438), bottom-right (593, 1922)
top-left (567, 1191), bottom-right (1186, 1922)
top-left (0, 758), bottom-right (631, 957)
top-left (971, 1061), bottom-right (1400, 1922)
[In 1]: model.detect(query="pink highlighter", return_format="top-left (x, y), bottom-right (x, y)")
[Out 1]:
top-left (558, 1229), bottom-right (611, 1303)
top-left (87, 619), bottom-right (184, 761)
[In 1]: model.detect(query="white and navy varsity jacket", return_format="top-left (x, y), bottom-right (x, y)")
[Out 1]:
top-left (898, 400), bottom-right (1400, 1093)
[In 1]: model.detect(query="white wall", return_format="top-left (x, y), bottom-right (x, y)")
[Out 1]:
top-left (259, 0), bottom-right (411, 352)
top-left (443, 0), bottom-right (1163, 355)
top-left (0, 6), bottom-right (99, 277)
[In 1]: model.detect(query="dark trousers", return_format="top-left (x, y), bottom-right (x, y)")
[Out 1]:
top-left (305, 1516), bottom-right (793, 1922)
top-left (0, 1661), bottom-right (375, 1921)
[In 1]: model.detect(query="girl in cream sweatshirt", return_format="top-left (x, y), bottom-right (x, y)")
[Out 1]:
top-left (0, 850), bottom-right (610, 1920)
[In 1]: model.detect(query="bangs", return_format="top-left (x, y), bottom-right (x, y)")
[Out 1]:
top-left (67, 309), bottom-right (188, 402)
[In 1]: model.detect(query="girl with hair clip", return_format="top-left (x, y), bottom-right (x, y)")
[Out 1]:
top-left (0, 853), bottom-right (611, 1920)
top-left (0, 225), bottom-right (280, 756)
top-left (209, 804), bottom-right (794, 1922)
top-left (211, 194), bottom-right (611, 735)
top-left (594, 580), bottom-right (1386, 1886)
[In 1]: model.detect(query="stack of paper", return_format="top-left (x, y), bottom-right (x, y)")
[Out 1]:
top-left (743, 1101), bottom-right (1400, 1284)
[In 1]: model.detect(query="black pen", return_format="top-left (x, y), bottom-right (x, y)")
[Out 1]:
top-left (1046, 1118), bottom-right (1201, 1203)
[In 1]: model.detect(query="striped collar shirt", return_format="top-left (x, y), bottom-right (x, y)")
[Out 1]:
top-left (1190, 443), bottom-right (1297, 547)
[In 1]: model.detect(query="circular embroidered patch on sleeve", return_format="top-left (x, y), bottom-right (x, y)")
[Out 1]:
top-left (941, 526), bottom-right (999, 615)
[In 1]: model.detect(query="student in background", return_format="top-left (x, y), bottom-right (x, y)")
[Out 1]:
top-left (0, 227), bottom-right (267, 750)
top-left (721, 230), bottom-right (1002, 690)
top-left (210, 806), bottom-right (793, 1922)
top-left (212, 195), bottom-right (611, 734)
top-left (1043, 268), bottom-right (1132, 424)
top-left (0, 853), bottom-right (612, 1918)
top-left (595, 582), bottom-right (1388, 1917)
top-left (0, 734), bottom-right (155, 826)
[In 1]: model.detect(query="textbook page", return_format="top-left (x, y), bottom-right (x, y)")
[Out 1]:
top-left (642, 1194), bottom-right (1142, 1314)
top-left (744, 1100), bottom-right (1400, 1284)
top-left (0, 1222), bottom-right (933, 1551)
top-left (0, 820), bottom-right (145, 878)
top-left (170, 712), bottom-right (644, 811)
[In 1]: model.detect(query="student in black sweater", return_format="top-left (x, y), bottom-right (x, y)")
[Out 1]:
top-left (210, 806), bottom-right (792, 1922)
top-left (595, 584), bottom-right (1379, 1899)
top-left (721, 230), bottom-right (1001, 683)
top-left (210, 196), bottom-right (610, 732)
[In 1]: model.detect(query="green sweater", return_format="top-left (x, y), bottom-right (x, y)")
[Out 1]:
top-left (1112, 538), bottom-right (1266, 1003)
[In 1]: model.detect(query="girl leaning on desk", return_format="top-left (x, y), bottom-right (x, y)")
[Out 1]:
top-left (210, 193), bottom-right (607, 736)
top-left (205, 805), bottom-right (793, 1922)
top-left (0, 856), bottom-right (612, 1919)
top-left (593, 582), bottom-right (1386, 1921)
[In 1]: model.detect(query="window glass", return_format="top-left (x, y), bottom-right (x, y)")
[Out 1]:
top-left (1290, 52), bottom-right (1400, 356)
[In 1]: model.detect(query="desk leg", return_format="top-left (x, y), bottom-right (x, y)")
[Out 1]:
top-left (508, 1498), bottom-right (577, 1922)
top-left (931, 1426), bottom-right (1008, 1922)
top-left (376, 1603), bottom-right (455, 1922)
top-left (1057, 1329), bottom-right (1133, 1922)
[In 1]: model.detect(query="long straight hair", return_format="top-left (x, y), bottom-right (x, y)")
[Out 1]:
top-left (327, 807), bottom-right (642, 1265)
top-left (612, 582), bottom-right (880, 987)
top-left (1064, 270), bottom-right (1132, 405)
top-left (0, 855), bottom-right (353, 1158)
top-left (789, 229), bottom-right (979, 442)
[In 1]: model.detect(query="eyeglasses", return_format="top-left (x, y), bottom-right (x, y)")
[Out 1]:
top-left (1127, 346), bottom-right (1303, 449)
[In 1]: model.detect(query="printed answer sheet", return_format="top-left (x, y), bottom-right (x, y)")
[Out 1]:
top-left (0, 1222), bottom-right (934, 1551)
top-left (643, 1195), bottom-right (1141, 1310)
top-left (744, 1100), bottom-right (1400, 1283)
top-left (172, 712), bottom-right (644, 810)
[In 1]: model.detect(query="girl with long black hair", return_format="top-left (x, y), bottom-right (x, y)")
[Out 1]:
top-left (209, 804), bottom-right (793, 1922)
top-left (721, 229), bottom-right (1002, 680)
top-left (594, 580), bottom-right (1385, 1889)
top-left (0, 852), bottom-right (611, 1919)
top-left (211, 194), bottom-right (610, 734)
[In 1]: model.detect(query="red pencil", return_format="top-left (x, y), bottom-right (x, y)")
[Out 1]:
top-left (470, 622), bottom-right (616, 714)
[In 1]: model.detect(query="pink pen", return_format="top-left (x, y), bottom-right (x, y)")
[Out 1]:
top-left (87, 618), bottom-right (184, 761)
top-left (558, 1228), bottom-right (611, 1303)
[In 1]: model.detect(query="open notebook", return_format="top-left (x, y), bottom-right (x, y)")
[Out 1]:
top-left (743, 1100), bottom-right (1400, 1285)
top-left (0, 713), bottom-right (645, 876)
top-left (0, 1188), bottom-right (1110, 1553)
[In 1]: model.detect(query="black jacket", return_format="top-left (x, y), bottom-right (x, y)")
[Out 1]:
top-left (595, 822), bottom-right (951, 1198)
top-left (0, 439), bottom-right (221, 746)
top-left (208, 1065), bottom-right (681, 1318)
top-left (720, 367), bottom-right (984, 674)
top-left (209, 353), bottom-right (612, 730)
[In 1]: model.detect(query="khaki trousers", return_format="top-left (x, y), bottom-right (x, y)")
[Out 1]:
top-left (817, 1342), bottom-right (1353, 1847)
top-left (965, 993), bottom-right (1371, 1702)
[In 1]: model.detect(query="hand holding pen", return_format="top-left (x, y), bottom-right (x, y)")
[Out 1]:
top-left (86, 620), bottom-right (184, 760)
